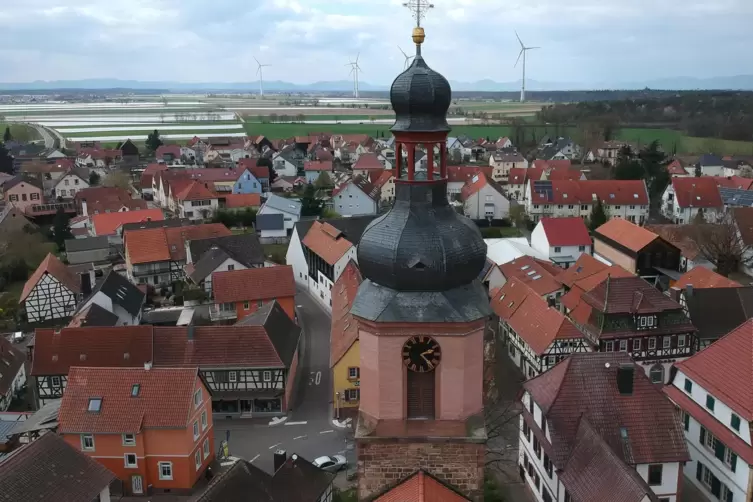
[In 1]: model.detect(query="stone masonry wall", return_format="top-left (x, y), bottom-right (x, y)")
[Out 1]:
top-left (357, 440), bottom-right (485, 501)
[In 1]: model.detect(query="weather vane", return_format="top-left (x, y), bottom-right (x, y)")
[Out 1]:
top-left (403, 0), bottom-right (434, 27)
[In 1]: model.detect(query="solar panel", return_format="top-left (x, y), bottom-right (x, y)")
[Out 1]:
top-left (532, 180), bottom-right (553, 202)
top-left (720, 187), bottom-right (753, 207)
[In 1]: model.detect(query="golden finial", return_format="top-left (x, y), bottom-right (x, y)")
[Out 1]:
top-left (403, 1), bottom-right (434, 47)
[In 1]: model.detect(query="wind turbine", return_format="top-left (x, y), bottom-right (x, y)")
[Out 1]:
top-left (254, 57), bottom-right (271, 97)
top-left (398, 46), bottom-right (414, 70)
top-left (514, 31), bottom-right (540, 103)
top-left (345, 53), bottom-right (362, 99)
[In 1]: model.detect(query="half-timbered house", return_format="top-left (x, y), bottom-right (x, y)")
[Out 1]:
top-left (572, 275), bottom-right (698, 384)
top-left (491, 278), bottom-right (592, 379)
top-left (20, 253), bottom-right (82, 324)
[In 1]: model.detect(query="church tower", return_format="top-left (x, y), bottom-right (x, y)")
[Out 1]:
top-left (351, 4), bottom-right (490, 500)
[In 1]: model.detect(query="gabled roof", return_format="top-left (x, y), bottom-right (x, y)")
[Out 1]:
top-left (680, 286), bottom-right (753, 343)
top-left (733, 207), bottom-right (753, 246)
top-left (0, 433), bottom-right (115, 502)
top-left (446, 165), bottom-right (494, 184)
top-left (373, 470), bottom-right (471, 502)
top-left (330, 261), bottom-right (363, 367)
top-left (31, 326), bottom-right (154, 376)
top-left (3, 175), bottom-right (42, 192)
top-left (556, 254), bottom-right (608, 288)
top-left (303, 160), bottom-right (332, 172)
top-left (262, 194), bottom-right (302, 217)
top-left (75, 186), bottom-right (148, 214)
top-left (713, 175), bottom-right (753, 190)
top-left (88, 269), bottom-right (146, 317)
top-left (538, 217), bottom-right (591, 247)
top-left (594, 218), bottom-right (658, 253)
top-left (524, 352), bottom-right (690, 466)
top-left (67, 302), bottom-right (120, 328)
top-left (213, 266), bottom-right (295, 304)
top-left (644, 224), bottom-right (703, 261)
top-left (530, 180), bottom-right (649, 206)
top-left (676, 318), bottom-right (753, 420)
top-left (190, 233), bottom-right (265, 269)
top-left (560, 265), bottom-right (634, 313)
top-left (91, 208), bottom-right (164, 236)
top-left (294, 215), bottom-right (377, 253)
top-left (583, 276), bottom-right (683, 314)
top-left (532, 159), bottom-right (572, 170)
top-left (352, 152), bottom-right (383, 170)
top-left (670, 177), bottom-right (723, 208)
top-left (64, 235), bottom-right (109, 253)
top-left (498, 256), bottom-right (562, 297)
top-left (0, 337), bottom-right (25, 396)
top-left (234, 300), bottom-right (301, 367)
top-left (125, 223), bottom-right (231, 264)
top-left (174, 180), bottom-right (217, 201)
top-left (58, 366), bottom-right (201, 434)
top-left (371, 169), bottom-right (394, 190)
top-left (674, 267), bottom-right (741, 289)
top-left (666, 159), bottom-right (687, 175)
top-left (302, 221), bottom-right (355, 266)
top-left (256, 213), bottom-right (285, 231)
top-left (222, 193), bottom-right (262, 208)
top-left (461, 171), bottom-right (505, 200)
top-left (491, 278), bottom-right (583, 355)
top-left (20, 253), bottom-right (80, 302)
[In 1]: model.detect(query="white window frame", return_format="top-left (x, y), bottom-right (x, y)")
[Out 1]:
top-left (263, 371), bottom-right (272, 382)
top-left (632, 339), bottom-right (640, 351)
top-left (663, 336), bottom-right (671, 349)
top-left (605, 341), bottom-right (614, 351)
top-left (193, 389), bottom-right (202, 408)
top-left (122, 433), bottom-right (136, 446)
top-left (51, 376), bottom-right (62, 388)
top-left (124, 453), bottom-right (138, 468)
top-left (195, 449), bottom-right (202, 470)
top-left (619, 340), bottom-right (628, 352)
top-left (348, 367), bottom-right (359, 379)
top-left (648, 337), bottom-right (657, 350)
top-left (201, 410), bottom-right (208, 431)
top-left (228, 371), bottom-right (237, 382)
top-left (203, 438), bottom-right (210, 459)
top-left (81, 434), bottom-right (95, 451)
top-left (158, 461), bottom-right (173, 480)
top-left (678, 335), bottom-right (686, 348)
top-left (193, 420), bottom-right (199, 441)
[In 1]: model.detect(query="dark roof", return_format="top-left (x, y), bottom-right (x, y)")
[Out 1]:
top-left (68, 302), bottom-right (120, 328)
top-left (523, 352), bottom-right (690, 467)
top-left (682, 286), bottom-right (753, 342)
top-left (294, 215), bottom-right (378, 247)
top-left (235, 300), bottom-right (301, 366)
top-left (189, 233), bottom-right (265, 270)
top-left (0, 432), bottom-right (115, 502)
top-left (3, 175), bottom-right (42, 191)
top-left (582, 276), bottom-right (683, 314)
top-left (120, 218), bottom-right (191, 233)
top-left (64, 236), bottom-right (110, 253)
top-left (390, 52), bottom-right (451, 133)
top-left (141, 307), bottom-right (185, 325)
top-left (256, 213), bottom-right (285, 231)
top-left (0, 337), bottom-right (25, 397)
top-left (88, 269), bottom-right (145, 317)
top-left (193, 454), bottom-right (334, 502)
top-left (188, 246), bottom-right (235, 283)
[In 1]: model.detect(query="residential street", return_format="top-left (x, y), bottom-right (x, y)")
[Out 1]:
top-left (213, 287), bottom-right (354, 476)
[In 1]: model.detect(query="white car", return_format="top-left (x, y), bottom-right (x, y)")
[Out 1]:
top-left (312, 455), bottom-right (347, 472)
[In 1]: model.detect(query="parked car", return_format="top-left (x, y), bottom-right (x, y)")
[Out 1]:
top-left (312, 455), bottom-right (347, 472)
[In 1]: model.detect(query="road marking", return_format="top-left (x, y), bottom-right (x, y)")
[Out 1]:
top-left (293, 435), bottom-right (307, 440)
top-left (285, 421), bottom-right (308, 426)
top-left (320, 430), bottom-right (334, 434)
top-left (309, 371), bottom-right (322, 386)
top-left (268, 443), bottom-right (281, 450)
top-left (337, 450), bottom-right (346, 454)
top-left (250, 454), bottom-right (260, 463)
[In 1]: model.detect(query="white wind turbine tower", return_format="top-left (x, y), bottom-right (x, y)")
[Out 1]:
top-left (254, 57), bottom-right (271, 97)
top-left (514, 31), bottom-right (540, 102)
top-left (398, 46), bottom-right (414, 70)
top-left (345, 53), bottom-right (362, 99)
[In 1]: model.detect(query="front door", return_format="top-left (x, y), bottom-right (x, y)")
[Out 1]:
top-left (131, 475), bottom-right (143, 495)
top-left (240, 399), bottom-right (253, 416)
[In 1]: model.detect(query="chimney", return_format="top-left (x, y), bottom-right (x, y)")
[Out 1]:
top-left (144, 361), bottom-right (152, 371)
top-left (668, 286), bottom-right (681, 302)
top-left (616, 364), bottom-right (634, 395)
top-left (273, 449), bottom-right (287, 472)
top-left (685, 284), bottom-right (693, 298)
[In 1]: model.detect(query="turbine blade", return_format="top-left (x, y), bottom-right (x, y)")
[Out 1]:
top-left (254, 56), bottom-right (260, 65)
top-left (515, 31), bottom-right (524, 48)
top-left (528, 46), bottom-right (541, 50)
top-left (356, 52), bottom-right (360, 63)
top-left (399, 46), bottom-right (407, 58)
top-left (514, 49), bottom-right (523, 67)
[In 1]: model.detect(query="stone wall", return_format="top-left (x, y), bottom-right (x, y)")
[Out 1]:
top-left (357, 440), bottom-right (485, 500)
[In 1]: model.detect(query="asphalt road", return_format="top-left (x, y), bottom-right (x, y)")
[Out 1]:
top-left (213, 288), bottom-right (354, 475)
top-left (29, 124), bottom-right (56, 149)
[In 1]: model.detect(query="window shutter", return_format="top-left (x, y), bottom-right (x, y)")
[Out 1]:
top-left (730, 453), bottom-right (737, 472)
top-left (714, 439), bottom-right (726, 462)
top-left (696, 461), bottom-right (703, 481)
top-left (699, 427), bottom-right (706, 445)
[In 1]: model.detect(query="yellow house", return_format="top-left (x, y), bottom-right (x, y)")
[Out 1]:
top-left (330, 260), bottom-right (363, 412)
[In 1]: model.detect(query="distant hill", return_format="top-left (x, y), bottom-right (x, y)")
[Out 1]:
top-left (2, 76), bottom-right (753, 92)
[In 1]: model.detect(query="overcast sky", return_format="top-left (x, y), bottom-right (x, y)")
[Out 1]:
top-left (0, 0), bottom-right (751, 85)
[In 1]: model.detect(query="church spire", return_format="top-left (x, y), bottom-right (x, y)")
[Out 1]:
top-left (403, 0), bottom-right (433, 56)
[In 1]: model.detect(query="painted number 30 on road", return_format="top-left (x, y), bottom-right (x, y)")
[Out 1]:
top-left (309, 371), bottom-right (321, 386)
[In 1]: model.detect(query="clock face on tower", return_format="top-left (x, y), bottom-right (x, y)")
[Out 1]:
top-left (402, 336), bottom-right (441, 372)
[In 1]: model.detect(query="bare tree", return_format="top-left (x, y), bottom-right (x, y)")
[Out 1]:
top-left (102, 171), bottom-right (132, 191)
top-left (691, 212), bottom-right (753, 277)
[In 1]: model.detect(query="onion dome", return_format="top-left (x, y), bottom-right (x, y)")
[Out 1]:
top-left (356, 181), bottom-right (487, 292)
top-left (390, 49), bottom-right (451, 133)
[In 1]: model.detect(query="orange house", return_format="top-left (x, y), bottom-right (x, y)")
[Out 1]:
top-left (58, 366), bottom-right (214, 496)
top-left (211, 265), bottom-right (296, 323)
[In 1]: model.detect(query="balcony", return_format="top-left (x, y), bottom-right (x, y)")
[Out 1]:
top-left (131, 263), bottom-right (172, 277)
top-left (210, 304), bottom-right (237, 322)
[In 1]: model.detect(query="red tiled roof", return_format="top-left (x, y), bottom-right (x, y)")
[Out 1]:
top-left (303, 221), bottom-right (354, 265)
top-left (446, 166), bottom-right (493, 184)
top-left (174, 180), bottom-right (216, 201)
top-left (508, 167), bottom-right (544, 186)
top-left (734, 207), bottom-right (753, 246)
top-left (491, 278), bottom-right (583, 355)
top-left (666, 159), bottom-right (686, 175)
top-left (674, 267), bottom-right (741, 289)
top-left (539, 217), bottom-right (591, 247)
top-left (371, 170), bottom-right (394, 190)
top-left (250, 165), bottom-right (270, 180)
top-left (713, 176), bottom-right (753, 190)
top-left (461, 171), bottom-right (493, 200)
top-left (671, 177), bottom-right (723, 208)
top-left (560, 265), bottom-right (634, 312)
top-left (530, 180), bottom-right (649, 206)
top-left (353, 153), bottom-right (383, 171)
top-left (532, 159), bottom-right (572, 170)
top-left (156, 145), bottom-right (181, 158)
top-left (675, 319), bottom-right (753, 420)
top-left (304, 160), bottom-right (332, 172)
top-left (498, 256), bottom-right (562, 297)
top-left (139, 163), bottom-right (168, 190)
top-left (0, 337), bottom-right (25, 396)
top-left (556, 254), bottom-right (608, 288)
top-left (595, 218), bottom-right (658, 253)
top-left (524, 352), bottom-right (690, 466)
top-left (374, 470), bottom-right (470, 502)
top-left (154, 326), bottom-right (284, 368)
top-left (213, 265), bottom-right (295, 304)
top-left (583, 276), bottom-right (685, 315)
top-left (125, 223), bottom-right (231, 264)
top-left (21, 253), bottom-right (80, 302)
top-left (31, 326), bottom-right (154, 376)
top-left (91, 208), bottom-right (164, 236)
top-left (221, 193), bottom-right (261, 209)
top-left (58, 366), bottom-right (200, 434)
top-left (330, 261), bottom-right (363, 367)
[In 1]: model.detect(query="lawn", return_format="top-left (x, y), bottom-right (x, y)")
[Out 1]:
top-left (0, 123), bottom-right (41, 142)
top-left (262, 243), bottom-right (288, 264)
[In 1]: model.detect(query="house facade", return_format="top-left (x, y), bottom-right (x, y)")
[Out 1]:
top-left (4, 177), bottom-right (43, 213)
top-left (330, 261), bottom-right (363, 412)
top-left (461, 172), bottom-right (510, 220)
top-left (489, 152), bottom-right (528, 182)
top-left (21, 253), bottom-right (81, 324)
top-left (54, 169), bottom-right (90, 199)
top-left (258, 194), bottom-right (301, 236)
top-left (332, 176), bottom-right (379, 217)
top-left (530, 217), bottom-right (592, 268)
top-left (210, 265), bottom-right (296, 323)
top-left (661, 177), bottom-right (723, 224)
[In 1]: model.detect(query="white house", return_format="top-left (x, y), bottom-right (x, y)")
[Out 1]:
top-left (20, 253), bottom-right (81, 324)
top-left (73, 270), bottom-right (145, 326)
top-left (171, 181), bottom-right (219, 221)
top-left (53, 168), bottom-right (90, 199)
top-left (489, 152), bottom-right (528, 182)
top-left (520, 353), bottom-right (689, 502)
top-left (530, 217), bottom-right (592, 268)
top-left (258, 194), bottom-right (302, 235)
top-left (272, 147), bottom-right (300, 177)
top-left (332, 175), bottom-right (379, 217)
top-left (661, 177), bottom-right (723, 224)
top-left (461, 172), bottom-right (510, 220)
top-left (664, 320), bottom-right (753, 502)
top-left (491, 277), bottom-right (591, 379)
top-left (0, 337), bottom-right (26, 412)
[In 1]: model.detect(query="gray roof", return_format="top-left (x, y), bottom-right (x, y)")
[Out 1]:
top-left (84, 269), bottom-right (145, 317)
top-left (683, 286), bottom-right (753, 342)
top-left (71, 303), bottom-right (119, 327)
top-left (0, 421), bottom-right (16, 444)
top-left (262, 194), bottom-right (302, 217)
top-left (235, 300), bottom-right (301, 366)
top-left (2, 176), bottom-right (41, 191)
top-left (188, 247), bottom-right (234, 283)
top-left (9, 400), bottom-right (61, 436)
top-left (189, 233), bottom-right (265, 271)
top-left (141, 307), bottom-right (184, 325)
top-left (390, 54), bottom-right (451, 133)
top-left (256, 213), bottom-right (285, 231)
top-left (699, 154), bottom-right (723, 167)
top-left (65, 236), bottom-right (110, 253)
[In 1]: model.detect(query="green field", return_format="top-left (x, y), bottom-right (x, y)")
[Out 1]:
top-left (0, 123), bottom-right (41, 142)
top-left (62, 127), bottom-right (245, 139)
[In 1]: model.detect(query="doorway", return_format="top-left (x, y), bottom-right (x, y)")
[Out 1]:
top-left (407, 371), bottom-right (435, 419)
top-left (131, 475), bottom-right (143, 495)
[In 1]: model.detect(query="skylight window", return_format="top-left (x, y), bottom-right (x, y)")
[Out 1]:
top-left (131, 384), bottom-right (140, 397)
top-left (633, 193), bottom-right (639, 198)
top-left (88, 398), bottom-right (102, 412)
top-left (527, 271), bottom-right (536, 276)
top-left (532, 275), bottom-right (542, 280)
top-left (520, 265), bottom-right (530, 271)
top-left (620, 427), bottom-right (628, 439)
top-left (576, 266), bottom-right (583, 273)
top-left (609, 194), bottom-right (615, 199)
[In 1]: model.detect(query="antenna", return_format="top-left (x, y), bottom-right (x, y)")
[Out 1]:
top-left (513, 31), bottom-right (541, 103)
top-left (254, 57), bottom-right (271, 98)
top-left (403, 0), bottom-right (434, 27)
top-left (398, 46), bottom-right (414, 70)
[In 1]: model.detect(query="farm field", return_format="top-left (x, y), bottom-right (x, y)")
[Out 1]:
top-left (0, 123), bottom-right (41, 142)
